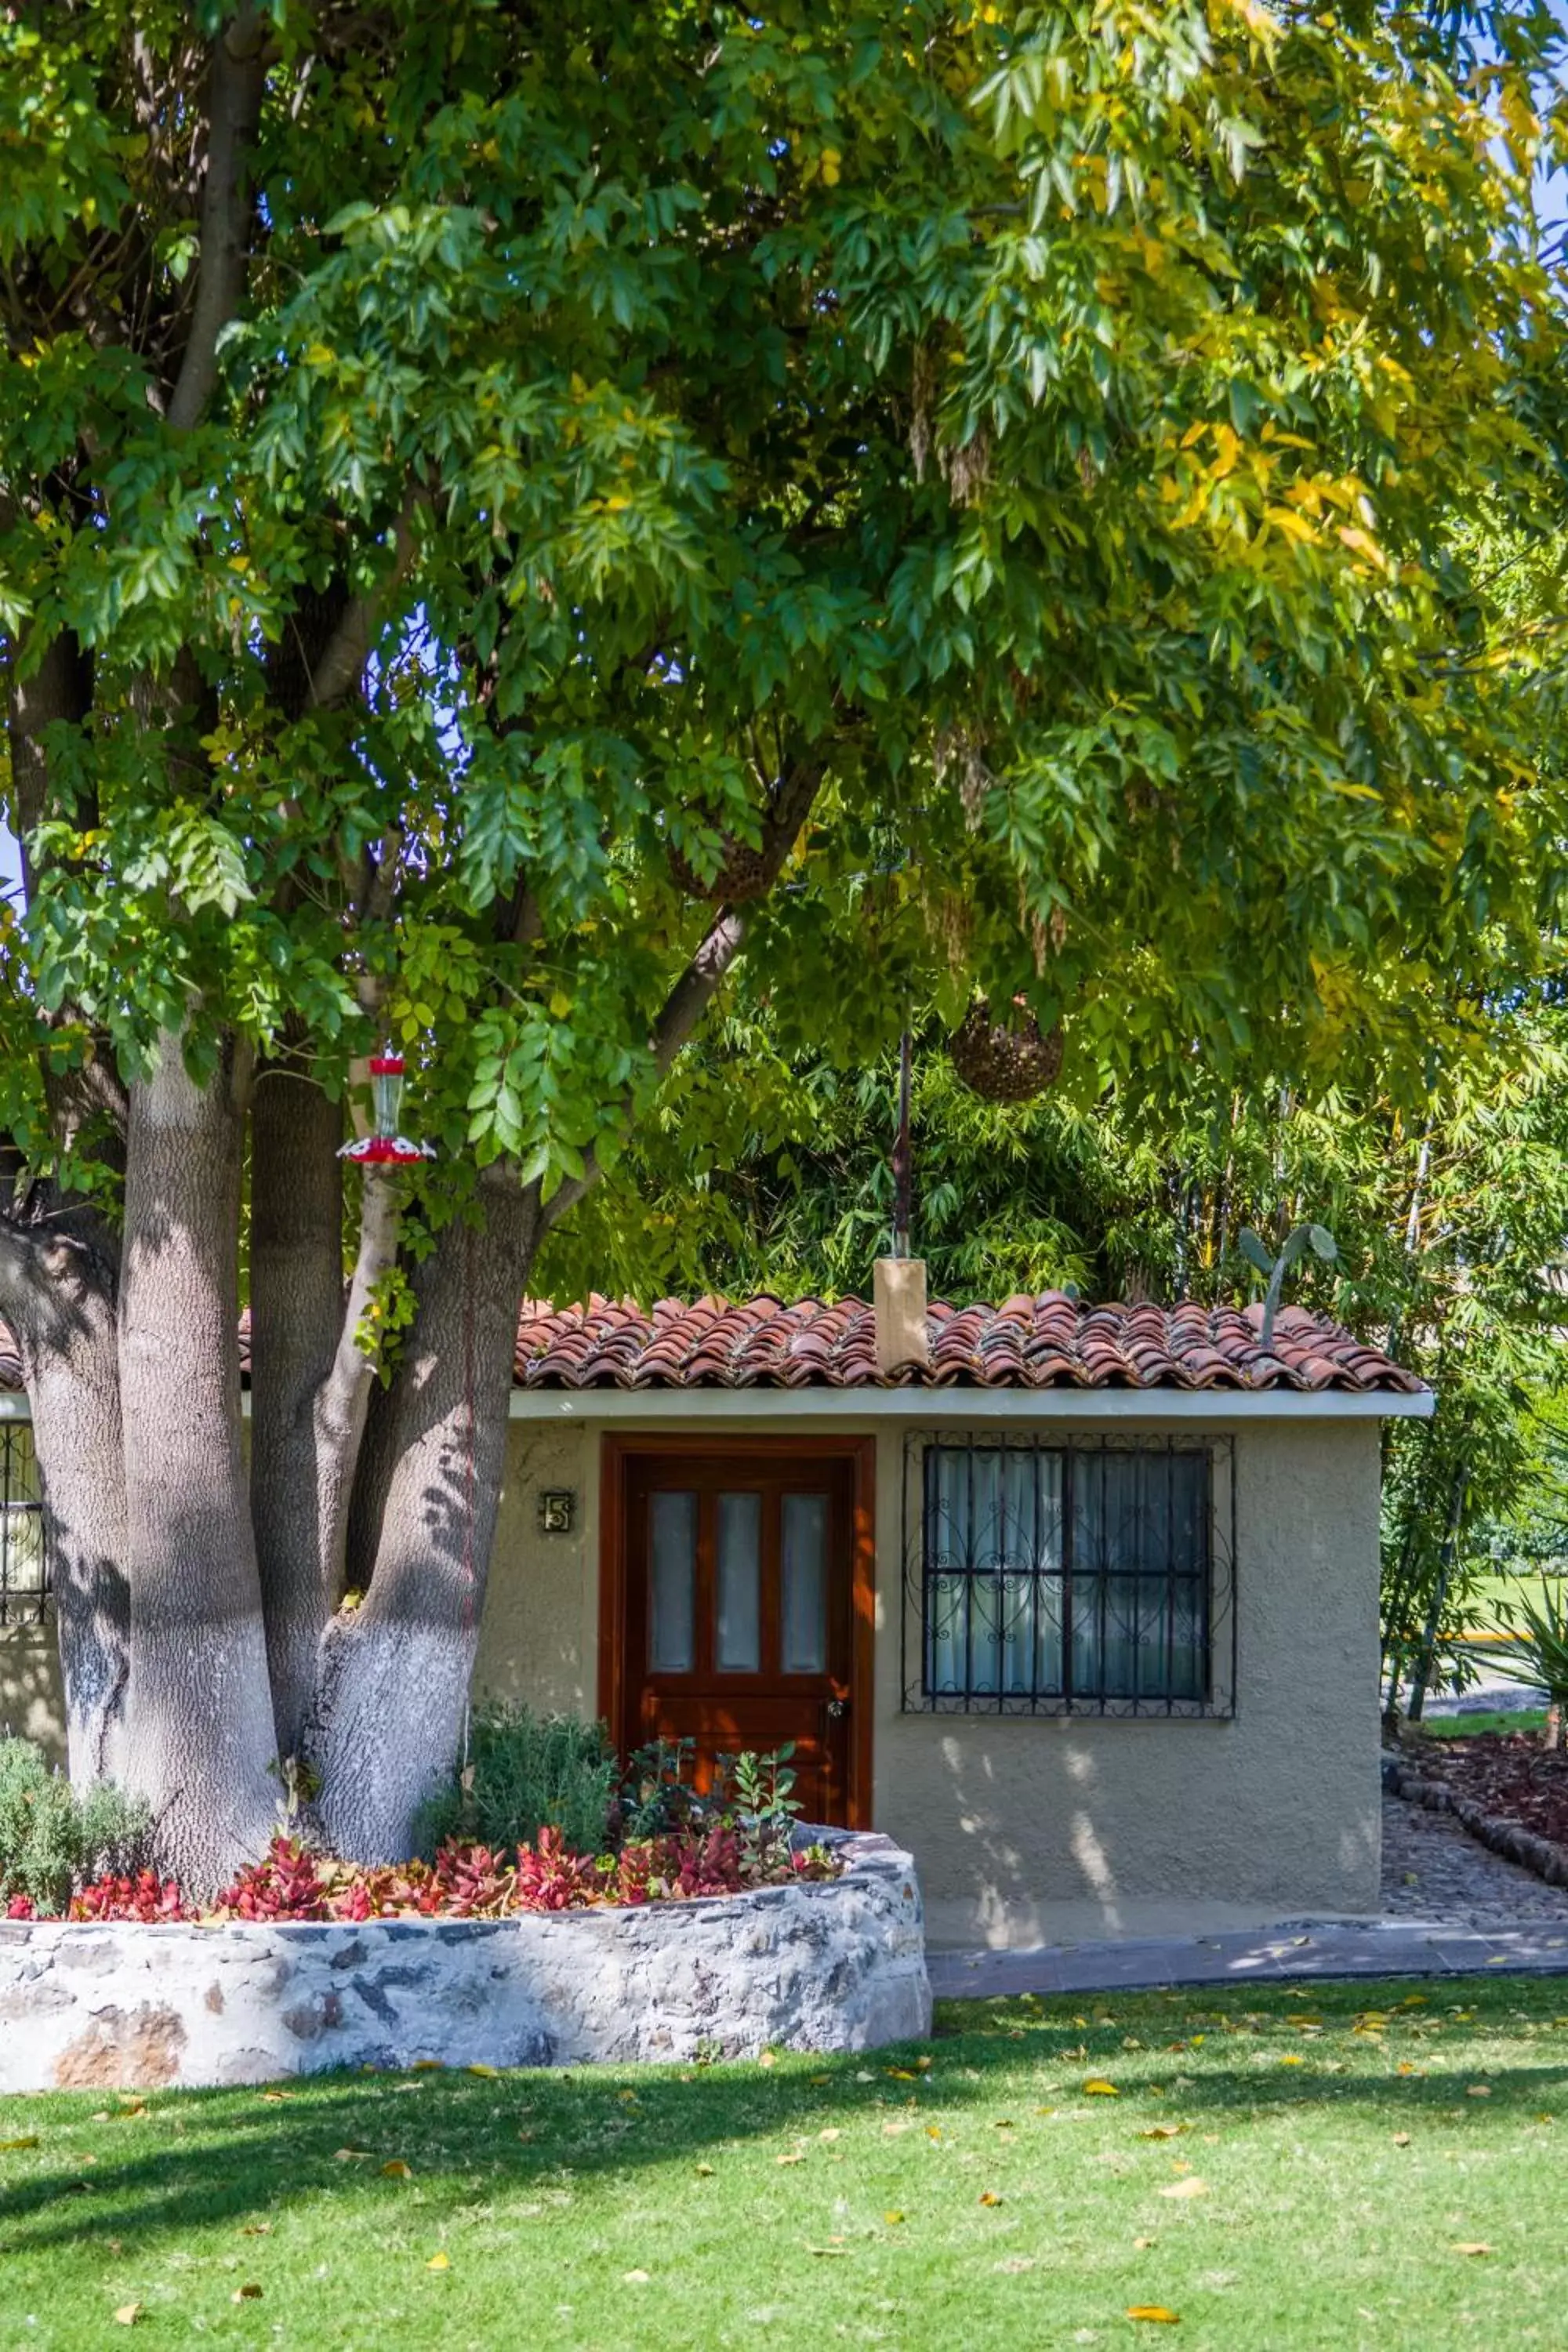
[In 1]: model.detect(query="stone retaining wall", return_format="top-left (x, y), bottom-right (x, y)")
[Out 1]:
top-left (0, 1832), bottom-right (930, 2092)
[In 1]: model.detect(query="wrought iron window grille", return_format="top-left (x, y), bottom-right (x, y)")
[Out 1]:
top-left (0, 1422), bottom-right (47, 1628)
top-left (901, 1430), bottom-right (1236, 1719)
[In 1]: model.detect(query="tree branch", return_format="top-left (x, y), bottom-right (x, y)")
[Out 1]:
top-left (536, 757), bottom-right (824, 1236)
top-left (167, 8), bottom-right (267, 433)
top-left (307, 491), bottom-right (429, 713)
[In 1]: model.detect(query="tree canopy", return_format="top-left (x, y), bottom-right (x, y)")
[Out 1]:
top-left (2, 0), bottom-right (1566, 1875)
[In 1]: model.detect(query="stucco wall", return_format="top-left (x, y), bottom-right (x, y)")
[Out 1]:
top-left (869, 1419), bottom-right (1384, 1945)
top-left (0, 1624), bottom-right (65, 1765)
top-left (2, 1407), bottom-right (1385, 1950)
top-left (477, 1410), bottom-right (1384, 1947)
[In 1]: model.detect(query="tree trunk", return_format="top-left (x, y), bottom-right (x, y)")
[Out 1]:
top-left (121, 1031), bottom-right (278, 1887)
top-left (249, 1064), bottom-right (345, 1758)
top-left (18, 1283), bottom-right (131, 1785)
top-left (309, 1177), bottom-right (538, 1860)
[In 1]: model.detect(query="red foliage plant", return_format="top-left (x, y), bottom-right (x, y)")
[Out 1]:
top-left (17, 1826), bottom-right (840, 1928)
top-left (70, 1871), bottom-right (192, 1924)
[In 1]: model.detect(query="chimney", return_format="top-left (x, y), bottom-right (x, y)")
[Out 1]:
top-left (875, 1255), bottom-right (931, 1377)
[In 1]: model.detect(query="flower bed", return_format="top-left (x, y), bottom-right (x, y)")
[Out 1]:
top-left (1385, 1734), bottom-right (1568, 1889)
top-left (0, 1830), bottom-right (930, 2091)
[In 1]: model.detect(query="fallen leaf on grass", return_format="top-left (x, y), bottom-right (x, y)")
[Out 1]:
top-left (427, 2252), bottom-right (450, 2272)
top-left (241, 2223), bottom-right (272, 2237)
top-left (112, 2306), bottom-right (143, 2326)
top-left (466, 2063), bottom-right (499, 2079)
top-left (978, 2190), bottom-right (1004, 2207)
top-left (0, 2137), bottom-right (38, 2153)
top-left (694, 2163), bottom-right (714, 2177)
top-left (1278, 2056), bottom-right (1305, 2068)
top-left (885, 2067), bottom-right (917, 2081)
top-left (1465, 2085), bottom-right (1493, 2099)
top-left (1127, 2309), bottom-right (1181, 2325)
top-left (1137, 2125), bottom-right (1188, 2140)
top-left (1157, 2176), bottom-right (1207, 2200)
top-left (1083, 2079), bottom-right (1119, 2096)
top-left (1452, 2244), bottom-right (1493, 2257)
top-left (258, 2091), bottom-right (292, 2104)
top-left (1134, 2236), bottom-right (1156, 2249)
top-left (925, 2126), bottom-right (942, 2142)
top-left (884, 2210), bottom-right (906, 2226)
top-left (804, 2245), bottom-right (850, 2257)
top-left (334, 2149), bottom-right (374, 2162)
top-left (776, 2151), bottom-right (805, 2166)
top-left (412, 2060), bottom-right (445, 2072)
top-left (622, 2269), bottom-right (650, 2284)
top-left (818, 2128), bottom-right (840, 2142)
top-left (231, 2284), bottom-right (263, 2302)
top-left (809, 2074), bottom-right (832, 2087)
top-left (380, 2160), bottom-right (412, 2180)
top-left (1392, 2133), bottom-right (1411, 2147)
top-left (758, 2052), bottom-right (776, 2069)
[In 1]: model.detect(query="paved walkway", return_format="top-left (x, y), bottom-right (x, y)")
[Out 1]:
top-left (930, 1785), bottom-right (1568, 1999)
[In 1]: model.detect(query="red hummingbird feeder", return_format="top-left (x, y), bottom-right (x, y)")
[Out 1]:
top-left (339, 1049), bottom-right (436, 1167)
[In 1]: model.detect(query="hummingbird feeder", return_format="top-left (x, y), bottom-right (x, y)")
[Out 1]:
top-left (338, 1048), bottom-right (436, 1167)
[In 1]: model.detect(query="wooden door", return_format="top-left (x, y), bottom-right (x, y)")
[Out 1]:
top-left (603, 1441), bottom-right (872, 1828)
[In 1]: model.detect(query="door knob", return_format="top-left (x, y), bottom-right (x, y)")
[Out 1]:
top-left (826, 1698), bottom-right (848, 1719)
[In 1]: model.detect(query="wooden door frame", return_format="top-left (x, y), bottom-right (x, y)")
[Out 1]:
top-left (598, 1431), bottom-right (877, 1831)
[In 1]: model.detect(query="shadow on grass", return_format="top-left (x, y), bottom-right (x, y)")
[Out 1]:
top-left (2, 1973), bottom-right (1565, 2259)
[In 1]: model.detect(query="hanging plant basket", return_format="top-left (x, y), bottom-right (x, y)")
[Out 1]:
top-left (949, 1000), bottom-right (1063, 1104)
top-left (666, 818), bottom-right (774, 905)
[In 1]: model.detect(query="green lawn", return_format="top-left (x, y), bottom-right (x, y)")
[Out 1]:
top-left (1422, 1710), bottom-right (1549, 1740)
top-left (2, 1979), bottom-right (1566, 2350)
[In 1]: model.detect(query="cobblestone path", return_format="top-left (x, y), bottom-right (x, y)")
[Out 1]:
top-left (1381, 1788), bottom-right (1568, 1929)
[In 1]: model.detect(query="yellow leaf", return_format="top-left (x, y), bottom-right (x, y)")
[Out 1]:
top-left (113, 2307), bottom-right (143, 2327)
top-left (884, 2210), bottom-right (906, 2226)
top-left (601, 495), bottom-right (633, 512)
top-left (978, 2190), bottom-right (1003, 2207)
top-left (1452, 2243), bottom-right (1493, 2257)
top-left (381, 2159), bottom-right (412, 2179)
top-left (303, 343), bottom-right (337, 368)
top-left (412, 2059), bottom-right (445, 2071)
top-left (1127, 2309), bottom-right (1181, 2326)
top-left (466, 2063), bottom-right (499, 2078)
top-left (1158, 2176), bottom-right (1208, 2199)
top-left (777, 2151), bottom-right (804, 2165)
top-left (885, 2067), bottom-right (917, 2080)
top-left (1137, 2125), bottom-right (1189, 2140)
top-left (231, 2285), bottom-right (263, 2302)
top-left (758, 2052), bottom-right (776, 2069)
top-left (1083, 2079), bottom-right (1119, 2096)
top-left (0, 2136), bottom-right (38, 2152)
top-left (1392, 2133), bottom-right (1411, 2147)
top-left (694, 2163), bottom-right (714, 2176)
top-left (623, 2268), bottom-right (651, 2283)
top-left (1278, 2055), bottom-right (1305, 2067)
top-left (1465, 2085), bottom-right (1493, 2098)
top-left (427, 2252), bottom-right (451, 2271)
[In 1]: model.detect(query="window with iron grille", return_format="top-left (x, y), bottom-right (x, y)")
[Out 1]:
top-left (902, 1432), bottom-right (1235, 1719)
top-left (0, 1424), bottom-right (47, 1627)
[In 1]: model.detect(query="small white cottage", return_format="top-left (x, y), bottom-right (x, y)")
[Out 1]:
top-left (1, 1293), bottom-right (1429, 1947)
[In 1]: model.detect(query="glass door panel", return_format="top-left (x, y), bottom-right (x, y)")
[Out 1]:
top-left (781, 1491), bottom-right (828, 1673)
top-left (648, 1490), bottom-right (696, 1671)
top-left (714, 1491), bottom-right (762, 1672)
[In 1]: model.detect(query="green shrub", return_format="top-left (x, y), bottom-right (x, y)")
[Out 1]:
top-left (415, 1706), bottom-right (618, 1860)
top-left (0, 1739), bottom-right (150, 1915)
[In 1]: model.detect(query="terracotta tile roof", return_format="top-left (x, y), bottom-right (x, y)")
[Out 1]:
top-left (513, 1294), bottom-right (1426, 1395)
top-left (0, 1295), bottom-right (1427, 1399)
